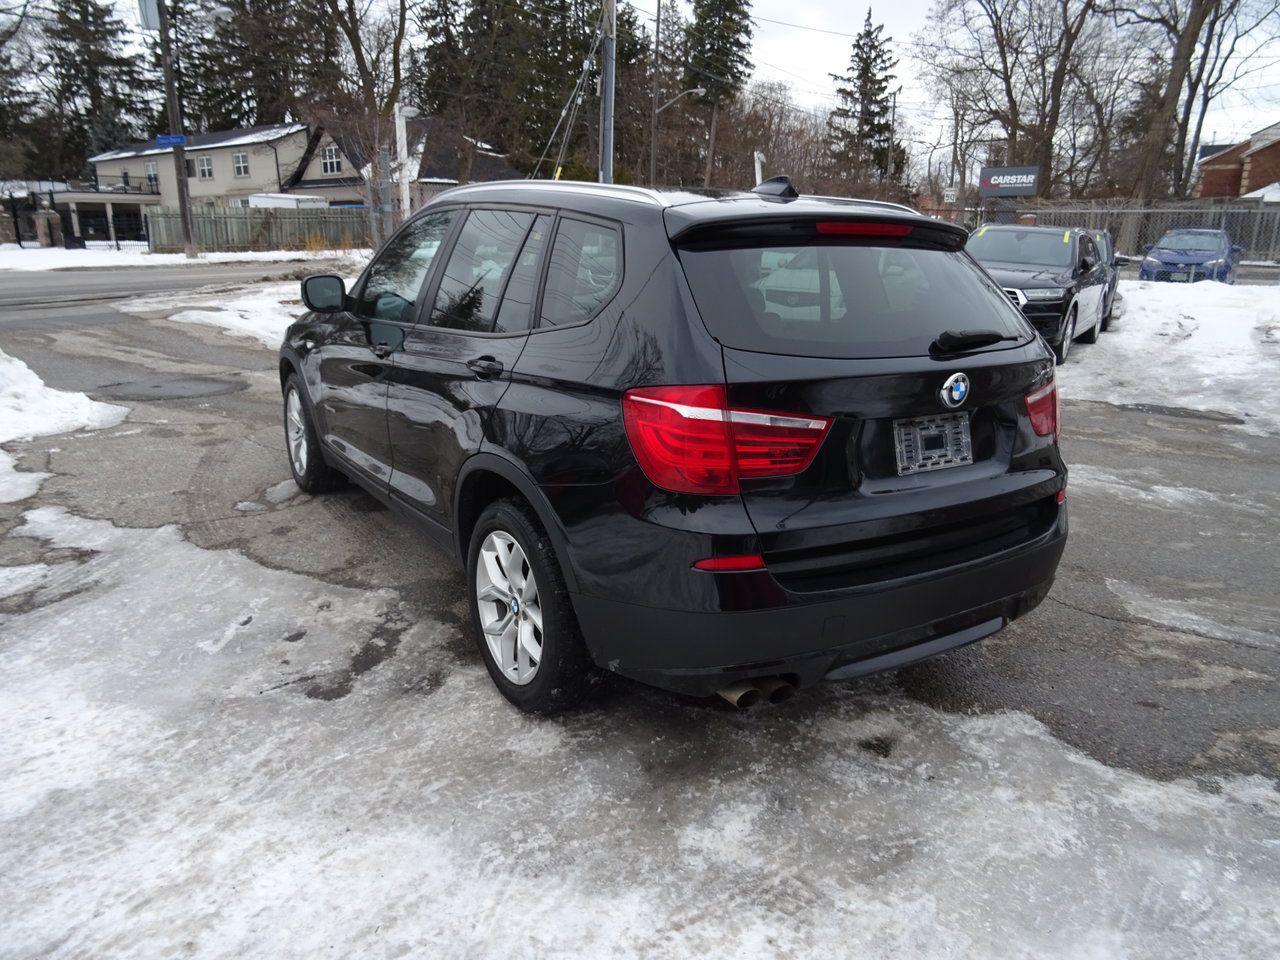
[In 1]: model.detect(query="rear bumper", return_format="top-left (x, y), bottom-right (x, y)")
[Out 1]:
top-left (572, 517), bottom-right (1067, 695)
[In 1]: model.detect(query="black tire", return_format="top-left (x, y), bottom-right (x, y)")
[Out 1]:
top-left (283, 374), bottom-right (345, 494)
top-left (1053, 308), bottom-right (1077, 364)
top-left (1080, 309), bottom-right (1100, 344)
top-left (466, 497), bottom-right (595, 714)
top-left (1100, 296), bottom-right (1112, 331)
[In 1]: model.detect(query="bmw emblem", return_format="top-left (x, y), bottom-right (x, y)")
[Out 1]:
top-left (940, 372), bottom-right (970, 409)
top-left (510, 597), bottom-right (520, 616)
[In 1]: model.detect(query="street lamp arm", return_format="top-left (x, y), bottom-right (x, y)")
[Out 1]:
top-left (656, 87), bottom-right (706, 115)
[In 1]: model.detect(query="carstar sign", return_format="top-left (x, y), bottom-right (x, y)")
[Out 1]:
top-left (978, 165), bottom-right (1041, 198)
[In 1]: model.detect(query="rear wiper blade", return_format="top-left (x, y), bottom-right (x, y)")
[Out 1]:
top-left (930, 329), bottom-right (1019, 354)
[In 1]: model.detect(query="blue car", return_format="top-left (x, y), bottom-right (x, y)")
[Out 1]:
top-left (1139, 228), bottom-right (1241, 283)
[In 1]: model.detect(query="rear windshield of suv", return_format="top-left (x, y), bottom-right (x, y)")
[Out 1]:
top-left (677, 242), bottom-right (1031, 359)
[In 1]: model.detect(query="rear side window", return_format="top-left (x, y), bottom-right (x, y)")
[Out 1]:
top-left (540, 218), bottom-right (621, 327)
top-left (431, 209), bottom-right (534, 332)
top-left (678, 242), bottom-right (1031, 359)
top-left (493, 215), bottom-right (551, 334)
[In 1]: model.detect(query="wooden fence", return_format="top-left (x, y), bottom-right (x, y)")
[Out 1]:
top-left (145, 206), bottom-right (372, 253)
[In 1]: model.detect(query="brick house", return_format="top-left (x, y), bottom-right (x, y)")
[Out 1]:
top-left (1195, 121), bottom-right (1280, 198)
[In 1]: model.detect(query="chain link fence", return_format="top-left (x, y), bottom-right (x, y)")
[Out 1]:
top-left (975, 199), bottom-right (1280, 263)
top-left (145, 207), bottom-right (372, 254)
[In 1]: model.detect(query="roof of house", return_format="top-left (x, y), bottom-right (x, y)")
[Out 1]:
top-left (88, 123), bottom-right (307, 163)
top-left (1242, 181), bottom-right (1280, 202)
top-left (414, 117), bottom-right (522, 185)
top-left (1196, 143), bottom-right (1236, 163)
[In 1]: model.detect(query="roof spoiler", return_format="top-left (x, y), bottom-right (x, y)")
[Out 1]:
top-left (751, 176), bottom-right (800, 201)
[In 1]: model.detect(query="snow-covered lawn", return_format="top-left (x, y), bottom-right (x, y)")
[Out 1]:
top-left (0, 243), bottom-right (371, 272)
top-left (1058, 279), bottom-right (1280, 433)
top-left (0, 349), bottom-right (127, 502)
top-left (2, 505), bottom-right (1277, 958)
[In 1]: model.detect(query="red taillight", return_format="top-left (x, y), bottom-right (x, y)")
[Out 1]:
top-left (815, 221), bottom-right (912, 237)
top-left (621, 385), bottom-right (832, 495)
top-left (692, 553), bottom-right (766, 572)
top-left (1025, 380), bottom-right (1060, 439)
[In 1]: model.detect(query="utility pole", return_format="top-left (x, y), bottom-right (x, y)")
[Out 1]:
top-left (599, 0), bottom-right (616, 183)
top-left (648, 1), bottom-right (661, 185)
top-left (885, 90), bottom-right (897, 180)
top-left (154, 0), bottom-right (196, 258)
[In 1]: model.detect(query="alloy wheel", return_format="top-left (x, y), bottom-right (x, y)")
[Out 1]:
top-left (475, 530), bottom-right (543, 685)
top-left (286, 389), bottom-right (308, 475)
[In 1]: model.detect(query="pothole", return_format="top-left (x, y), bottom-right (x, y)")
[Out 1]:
top-left (96, 375), bottom-right (245, 401)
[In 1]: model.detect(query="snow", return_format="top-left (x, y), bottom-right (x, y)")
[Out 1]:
top-left (87, 124), bottom-right (307, 163)
top-left (0, 349), bottom-right (127, 502)
top-left (1241, 181), bottom-right (1280, 202)
top-left (0, 244), bottom-right (371, 272)
top-left (122, 282), bottom-right (309, 348)
top-left (1, 506), bottom-right (1278, 958)
top-left (1057, 279), bottom-right (1280, 433)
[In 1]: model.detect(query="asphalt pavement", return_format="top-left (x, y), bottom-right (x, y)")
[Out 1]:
top-left (1, 264), bottom-right (1277, 957)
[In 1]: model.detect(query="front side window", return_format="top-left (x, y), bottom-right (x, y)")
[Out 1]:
top-left (196, 156), bottom-right (213, 180)
top-left (540, 218), bottom-right (622, 328)
top-left (354, 211), bottom-right (456, 323)
top-left (431, 209), bottom-right (535, 332)
top-left (1078, 235), bottom-right (1098, 267)
top-left (321, 145), bottom-right (343, 175)
top-left (232, 152), bottom-right (249, 177)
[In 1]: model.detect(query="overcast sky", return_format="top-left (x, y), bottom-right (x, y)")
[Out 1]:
top-left (708, 0), bottom-right (1278, 171)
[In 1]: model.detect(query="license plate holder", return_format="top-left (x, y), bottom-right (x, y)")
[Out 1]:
top-left (1171, 271), bottom-right (1189, 282)
top-left (893, 413), bottom-right (973, 476)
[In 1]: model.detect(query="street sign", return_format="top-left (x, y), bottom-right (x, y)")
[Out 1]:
top-left (942, 186), bottom-right (958, 204)
top-left (156, 133), bottom-right (187, 148)
top-left (978, 165), bottom-right (1040, 198)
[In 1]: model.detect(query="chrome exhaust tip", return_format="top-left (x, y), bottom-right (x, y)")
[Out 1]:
top-left (716, 681), bottom-right (762, 709)
top-left (754, 676), bottom-right (796, 704)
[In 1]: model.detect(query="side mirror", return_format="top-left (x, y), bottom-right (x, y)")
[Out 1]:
top-left (1142, 243), bottom-right (1153, 252)
top-left (1114, 254), bottom-right (1131, 267)
top-left (301, 275), bottom-right (346, 313)
top-left (1230, 244), bottom-right (1243, 256)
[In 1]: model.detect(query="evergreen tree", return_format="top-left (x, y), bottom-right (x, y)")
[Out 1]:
top-left (683, 0), bottom-right (752, 185)
top-left (26, 0), bottom-right (148, 177)
top-left (828, 8), bottom-right (899, 182)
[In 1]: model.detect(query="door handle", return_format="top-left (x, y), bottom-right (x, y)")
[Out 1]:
top-left (371, 342), bottom-right (393, 359)
top-left (466, 356), bottom-right (504, 378)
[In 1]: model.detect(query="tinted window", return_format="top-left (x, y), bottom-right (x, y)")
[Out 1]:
top-left (431, 209), bottom-right (534, 332)
top-left (540, 219), bottom-right (621, 327)
top-left (1157, 231), bottom-right (1225, 252)
top-left (493, 215), bottom-right (551, 334)
top-left (1092, 233), bottom-right (1113, 261)
top-left (678, 242), bottom-right (1031, 359)
top-left (355, 212), bottom-right (455, 322)
top-left (1079, 235), bottom-right (1098, 266)
top-left (966, 227), bottom-right (1074, 268)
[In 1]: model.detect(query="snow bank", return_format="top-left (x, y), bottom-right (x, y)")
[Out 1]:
top-left (122, 276), bottom-right (362, 348)
top-left (1058, 279), bottom-right (1280, 433)
top-left (0, 349), bottom-right (127, 501)
top-left (2, 506), bottom-right (1278, 959)
top-left (0, 244), bottom-right (371, 272)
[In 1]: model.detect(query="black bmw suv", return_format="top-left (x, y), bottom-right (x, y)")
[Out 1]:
top-left (281, 178), bottom-right (1067, 712)
top-left (966, 224), bottom-right (1109, 363)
